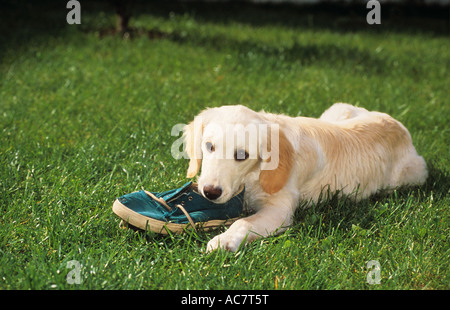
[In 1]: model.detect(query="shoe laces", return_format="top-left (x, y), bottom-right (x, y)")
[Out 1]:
top-left (144, 190), bottom-right (197, 231)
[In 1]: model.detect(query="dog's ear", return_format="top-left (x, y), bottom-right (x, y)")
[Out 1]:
top-left (183, 108), bottom-right (218, 178)
top-left (259, 127), bottom-right (294, 194)
top-left (183, 118), bottom-right (203, 178)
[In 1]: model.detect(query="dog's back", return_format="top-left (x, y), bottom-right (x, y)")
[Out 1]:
top-left (287, 103), bottom-right (428, 202)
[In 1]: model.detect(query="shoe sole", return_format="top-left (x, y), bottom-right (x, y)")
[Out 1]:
top-left (112, 199), bottom-right (239, 234)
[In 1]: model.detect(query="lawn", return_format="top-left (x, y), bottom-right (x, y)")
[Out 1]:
top-left (0, 1), bottom-right (448, 290)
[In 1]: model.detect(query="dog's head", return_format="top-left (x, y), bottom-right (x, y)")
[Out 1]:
top-left (183, 105), bottom-right (293, 203)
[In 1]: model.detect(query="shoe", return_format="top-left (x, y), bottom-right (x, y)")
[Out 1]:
top-left (112, 182), bottom-right (244, 234)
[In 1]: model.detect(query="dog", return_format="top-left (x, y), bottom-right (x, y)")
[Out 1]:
top-left (183, 103), bottom-right (428, 252)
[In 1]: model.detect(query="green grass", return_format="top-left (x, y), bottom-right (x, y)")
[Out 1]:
top-left (0, 1), bottom-right (449, 290)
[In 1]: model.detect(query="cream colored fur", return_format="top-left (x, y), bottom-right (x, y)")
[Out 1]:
top-left (183, 103), bottom-right (428, 252)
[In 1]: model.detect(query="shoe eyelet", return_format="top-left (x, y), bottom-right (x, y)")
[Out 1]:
top-left (180, 201), bottom-right (185, 206)
top-left (188, 196), bottom-right (193, 201)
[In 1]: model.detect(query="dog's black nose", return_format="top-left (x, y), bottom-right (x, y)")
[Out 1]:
top-left (203, 185), bottom-right (222, 200)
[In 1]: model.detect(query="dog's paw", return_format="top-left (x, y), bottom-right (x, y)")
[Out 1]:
top-left (206, 233), bottom-right (241, 253)
top-left (206, 219), bottom-right (253, 253)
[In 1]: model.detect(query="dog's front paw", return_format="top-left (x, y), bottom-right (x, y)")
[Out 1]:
top-left (206, 233), bottom-right (241, 253)
top-left (206, 219), bottom-right (253, 252)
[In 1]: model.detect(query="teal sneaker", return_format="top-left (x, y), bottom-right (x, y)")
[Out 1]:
top-left (112, 182), bottom-right (244, 234)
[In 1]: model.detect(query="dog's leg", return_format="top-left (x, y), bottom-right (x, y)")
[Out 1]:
top-left (391, 152), bottom-right (428, 188)
top-left (206, 201), bottom-right (294, 252)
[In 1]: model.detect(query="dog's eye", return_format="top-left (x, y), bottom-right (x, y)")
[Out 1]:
top-left (234, 149), bottom-right (249, 161)
top-left (205, 142), bottom-right (215, 153)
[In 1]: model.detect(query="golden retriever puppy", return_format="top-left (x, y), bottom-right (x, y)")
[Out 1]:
top-left (183, 104), bottom-right (427, 252)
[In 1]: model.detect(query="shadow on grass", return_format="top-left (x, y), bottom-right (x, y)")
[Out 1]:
top-left (119, 217), bottom-right (230, 248)
top-left (139, 0), bottom-right (449, 36)
top-left (0, 0), bottom-right (448, 62)
top-left (167, 30), bottom-right (392, 76)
